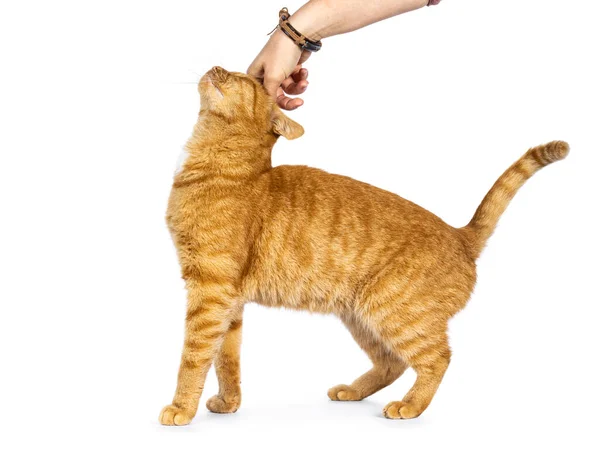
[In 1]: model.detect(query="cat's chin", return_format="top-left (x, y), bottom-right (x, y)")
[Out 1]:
top-left (198, 74), bottom-right (223, 100)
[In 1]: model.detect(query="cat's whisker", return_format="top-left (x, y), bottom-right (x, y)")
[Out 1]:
top-left (189, 70), bottom-right (203, 81)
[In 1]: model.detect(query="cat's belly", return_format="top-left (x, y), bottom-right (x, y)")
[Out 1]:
top-left (249, 286), bottom-right (350, 314)
top-left (243, 265), bottom-right (359, 315)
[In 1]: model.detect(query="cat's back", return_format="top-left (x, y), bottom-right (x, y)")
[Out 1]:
top-left (263, 164), bottom-right (454, 238)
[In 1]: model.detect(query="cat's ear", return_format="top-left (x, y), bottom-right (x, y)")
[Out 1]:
top-left (271, 106), bottom-right (304, 140)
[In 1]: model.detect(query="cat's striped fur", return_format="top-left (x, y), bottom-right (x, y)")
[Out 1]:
top-left (159, 67), bottom-right (569, 424)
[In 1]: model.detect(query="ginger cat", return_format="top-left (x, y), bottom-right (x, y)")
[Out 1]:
top-left (159, 66), bottom-right (569, 424)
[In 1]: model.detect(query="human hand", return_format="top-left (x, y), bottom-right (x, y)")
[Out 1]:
top-left (247, 30), bottom-right (311, 110)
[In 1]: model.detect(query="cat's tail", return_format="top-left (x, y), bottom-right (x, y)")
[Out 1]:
top-left (461, 140), bottom-right (569, 259)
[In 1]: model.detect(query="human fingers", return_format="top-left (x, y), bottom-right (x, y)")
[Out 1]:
top-left (281, 71), bottom-right (309, 95)
top-left (276, 86), bottom-right (304, 110)
top-left (292, 68), bottom-right (308, 83)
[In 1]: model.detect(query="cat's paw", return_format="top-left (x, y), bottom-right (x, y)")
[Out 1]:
top-left (327, 384), bottom-right (362, 401)
top-left (382, 401), bottom-right (421, 419)
top-left (206, 394), bottom-right (240, 414)
top-left (159, 404), bottom-right (194, 426)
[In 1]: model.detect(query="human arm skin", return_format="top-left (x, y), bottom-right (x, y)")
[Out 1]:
top-left (247, 0), bottom-right (430, 110)
top-left (292, 0), bottom-right (430, 40)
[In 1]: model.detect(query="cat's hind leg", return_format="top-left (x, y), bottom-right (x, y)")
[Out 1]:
top-left (328, 314), bottom-right (408, 401)
top-left (357, 288), bottom-right (452, 419)
top-left (356, 249), bottom-right (474, 419)
top-left (380, 330), bottom-right (450, 419)
top-left (206, 313), bottom-right (243, 414)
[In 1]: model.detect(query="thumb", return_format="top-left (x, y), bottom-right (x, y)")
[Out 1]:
top-left (298, 50), bottom-right (311, 65)
top-left (263, 73), bottom-right (282, 99)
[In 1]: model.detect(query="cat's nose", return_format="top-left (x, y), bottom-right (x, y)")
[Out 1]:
top-left (210, 66), bottom-right (229, 82)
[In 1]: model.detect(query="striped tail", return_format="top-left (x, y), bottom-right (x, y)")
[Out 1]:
top-left (462, 140), bottom-right (570, 258)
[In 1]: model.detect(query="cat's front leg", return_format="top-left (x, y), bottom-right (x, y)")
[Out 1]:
top-left (206, 312), bottom-right (243, 414)
top-left (159, 279), bottom-right (240, 426)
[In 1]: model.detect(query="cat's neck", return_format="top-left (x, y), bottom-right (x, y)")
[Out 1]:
top-left (174, 116), bottom-right (275, 187)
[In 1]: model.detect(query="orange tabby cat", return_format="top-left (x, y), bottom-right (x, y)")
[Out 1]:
top-left (159, 66), bottom-right (569, 424)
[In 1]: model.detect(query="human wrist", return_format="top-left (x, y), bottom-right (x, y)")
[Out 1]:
top-left (288, 0), bottom-right (331, 41)
top-left (271, 26), bottom-right (303, 57)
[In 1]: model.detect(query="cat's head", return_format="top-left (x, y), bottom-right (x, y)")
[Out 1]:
top-left (198, 66), bottom-right (304, 140)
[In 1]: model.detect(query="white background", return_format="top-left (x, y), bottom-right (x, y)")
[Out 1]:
top-left (1, 0), bottom-right (599, 447)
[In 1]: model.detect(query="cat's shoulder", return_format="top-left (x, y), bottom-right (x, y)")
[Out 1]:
top-left (266, 164), bottom-right (331, 183)
top-left (265, 164), bottom-right (387, 199)
top-left (268, 164), bottom-right (373, 188)
top-left (270, 164), bottom-right (326, 175)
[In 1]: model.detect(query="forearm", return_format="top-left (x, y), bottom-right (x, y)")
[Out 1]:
top-left (290, 0), bottom-right (430, 40)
